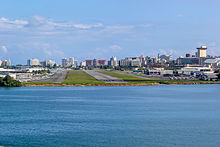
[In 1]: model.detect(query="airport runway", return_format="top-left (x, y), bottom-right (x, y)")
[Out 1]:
top-left (84, 70), bottom-right (127, 83)
top-left (31, 70), bottom-right (68, 83)
top-left (114, 71), bottom-right (154, 80)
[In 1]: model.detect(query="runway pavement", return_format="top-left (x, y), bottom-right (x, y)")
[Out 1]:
top-left (84, 70), bottom-right (127, 83)
top-left (31, 70), bottom-right (68, 83)
top-left (114, 71), bottom-right (154, 80)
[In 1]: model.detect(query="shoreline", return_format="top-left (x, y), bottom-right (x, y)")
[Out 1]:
top-left (22, 82), bottom-right (220, 87)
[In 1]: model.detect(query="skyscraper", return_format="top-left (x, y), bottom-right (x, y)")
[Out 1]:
top-left (197, 46), bottom-right (207, 57)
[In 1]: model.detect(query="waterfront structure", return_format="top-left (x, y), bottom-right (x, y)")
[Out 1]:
top-left (27, 59), bottom-right (39, 66)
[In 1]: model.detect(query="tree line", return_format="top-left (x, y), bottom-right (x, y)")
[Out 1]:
top-left (0, 75), bottom-right (21, 87)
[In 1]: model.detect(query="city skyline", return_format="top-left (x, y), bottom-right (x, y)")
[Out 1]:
top-left (1, 0), bottom-right (220, 64)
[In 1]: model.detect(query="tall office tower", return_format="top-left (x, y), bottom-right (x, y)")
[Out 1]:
top-left (27, 59), bottom-right (39, 66)
top-left (197, 46), bottom-right (207, 57)
top-left (69, 57), bottom-right (75, 65)
top-left (62, 58), bottom-right (68, 67)
top-left (109, 56), bottom-right (118, 67)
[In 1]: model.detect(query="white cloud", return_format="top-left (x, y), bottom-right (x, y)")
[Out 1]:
top-left (73, 23), bottom-right (103, 29)
top-left (102, 25), bottom-right (135, 34)
top-left (0, 17), bottom-right (28, 25)
top-left (109, 45), bottom-right (122, 52)
top-left (177, 14), bottom-right (184, 17)
top-left (1, 46), bottom-right (7, 53)
top-left (0, 17), bottom-right (28, 29)
top-left (0, 15), bottom-right (105, 31)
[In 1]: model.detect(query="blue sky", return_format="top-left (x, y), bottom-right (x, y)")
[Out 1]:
top-left (0, 0), bottom-right (220, 64)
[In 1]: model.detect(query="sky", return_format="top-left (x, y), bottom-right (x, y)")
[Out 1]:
top-left (0, 0), bottom-right (220, 65)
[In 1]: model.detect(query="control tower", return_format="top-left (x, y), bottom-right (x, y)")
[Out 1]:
top-left (197, 46), bottom-right (207, 57)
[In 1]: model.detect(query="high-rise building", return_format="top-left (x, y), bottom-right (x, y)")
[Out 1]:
top-left (42, 60), bottom-right (56, 67)
top-left (80, 61), bottom-right (86, 67)
top-left (108, 56), bottom-right (118, 67)
top-left (93, 59), bottom-right (99, 66)
top-left (62, 58), bottom-right (68, 67)
top-left (74, 60), bottom-right (78, 67)
top-left (85, 59), bottom-right (93, 66)
top-left (119, 57), bottom-right (141, 66)
top-left (69, 57), bottom-right (75, 65)
top-left (98, 59), bottom-right (106, 66)
top-left (27, 59), bottom-right (39, 66)
top-left (196, 46), bottom-right (207, 57)
top-left (62, 57), bottom-right (77, 67)
top-left (140, 55), bottom-right (146, 66)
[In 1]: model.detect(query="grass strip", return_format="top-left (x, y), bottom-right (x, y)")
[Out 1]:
top-left (62, 70), bottom-right (105, 85)
top-left (99, 70), bottom-right (158, 83)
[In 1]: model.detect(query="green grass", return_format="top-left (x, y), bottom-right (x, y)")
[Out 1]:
top-left (62, 70), bottom-right (105, 85)
top-left (22, 70), bottom-right (220, 86)
top-left (22, 82), bottom-right (56, 85)
top-left (117, 71), bottom-right (160, 80)
top-left (99, 70), bottom-right (157, 83)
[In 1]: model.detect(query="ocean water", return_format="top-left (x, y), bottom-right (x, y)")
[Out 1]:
top-left (0, 85), bottom-right (220, 147)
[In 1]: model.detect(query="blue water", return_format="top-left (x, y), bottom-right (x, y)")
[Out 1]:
top-left (0, 85), bottom-right (220, 147)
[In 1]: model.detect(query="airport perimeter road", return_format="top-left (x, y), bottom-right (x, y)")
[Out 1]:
top-left (114, 71), bottom-right (154, 80)
top-left (84, 70), bottom-right (127, 83)
top-left (31, 70), bottom-right (68, 83)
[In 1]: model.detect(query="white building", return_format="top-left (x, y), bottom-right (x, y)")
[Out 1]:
top-left (119, 57), bottom-right (141, 67)
top-left (42, 60), bottom-right (56, 67)
top-left (108, 56), bottom-right (118, 67)
top-left (69, 57), bottom-right (75, 65)
top-left (62, 57), bottom-right (78, 67)
top-left (62, 58), bottom-right (68, 67)
top-left (204, 58), bottom-right (220, 68)
top-left (178, 66), bottom-right (213, 75)
top-left (27, 59), bottom-right (39, 66)
top-left (196, 46), bottom-right (207, 58)
top-left (80, 61), bottom-right (86, 67)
